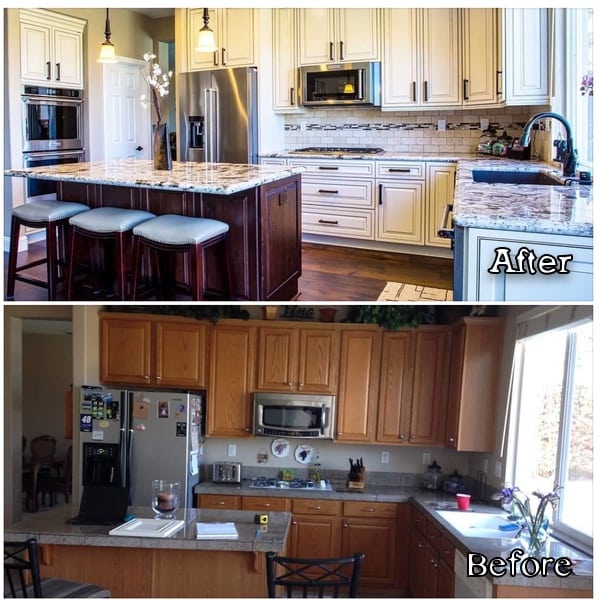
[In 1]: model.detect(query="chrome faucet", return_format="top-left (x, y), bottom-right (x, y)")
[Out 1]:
top-left (520, 112), bottom-right (578, 177)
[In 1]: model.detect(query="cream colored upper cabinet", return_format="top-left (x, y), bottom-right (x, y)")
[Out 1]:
top-left (20, 9), bottom-right (85, 88)
top-left (503, 8), bottom-right (551, 105)
top-left (462, 9), bottom-right (500, 106)
top-left (188, 8), bottom-right (256, 70)
top-left (272, 8), bottom-right (300, 112)
top-left (382, 8), bottom-right (460, 108)
top-left (298, 8), bottom-right (379, 65)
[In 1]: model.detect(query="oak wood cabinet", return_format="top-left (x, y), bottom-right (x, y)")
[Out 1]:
top-left (100, 313), bottom-right (209, 389)
top-left (206, 322), bottom-right (256, 437)
top-left (187, 8), bottom-right (257, 70)
top-left (197, 494), bottom-right (241, 510)
top-left (241, 496), bottom-right (290, 512)
top-left (256, 323), bottom-right (340, 393)
top-left (445, 317), bottom-right (505, 451)
top-left (289, 499), bottom-right (342, 559)
top-left (335, 327), bottom-right (382, 443)
top-left (298, 8), bottom-right (380, 65)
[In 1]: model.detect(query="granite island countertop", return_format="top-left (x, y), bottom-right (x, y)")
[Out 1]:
top-left (262, 150), bottom-right (593, 238)
top-left (195, 480), bottom-right (593, 591)
top-left (5, 159), bottom-right (304, 195)
top-left (3, 504), bottom-right (291, 553)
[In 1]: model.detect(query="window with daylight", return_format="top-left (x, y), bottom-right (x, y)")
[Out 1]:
top-left (505, 308), bottom-right (593, 552)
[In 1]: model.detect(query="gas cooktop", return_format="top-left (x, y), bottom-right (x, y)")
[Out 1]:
top-left (290, 147), bottom-right (385, 155)
top-left (249, 477), bottom-right (334, 492)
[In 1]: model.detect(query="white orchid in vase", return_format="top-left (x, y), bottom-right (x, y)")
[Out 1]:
top-left (141, 52), bottom-right (172, 125)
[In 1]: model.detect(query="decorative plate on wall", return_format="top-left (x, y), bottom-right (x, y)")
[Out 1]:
top-left (271, 438), bottom-right (290, 458)
top-left (294, 444), bottom-right (313, 464)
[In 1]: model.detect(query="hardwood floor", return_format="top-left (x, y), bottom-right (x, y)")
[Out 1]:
top-left (4, 240), bottom-right (453, 302)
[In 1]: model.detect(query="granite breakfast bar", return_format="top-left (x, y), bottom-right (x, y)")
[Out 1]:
top-left (4, 505), bottom-right (292, 597)
top-left (5, 160), bottom-right (304, 301)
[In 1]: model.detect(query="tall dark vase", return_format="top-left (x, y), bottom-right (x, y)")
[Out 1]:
top-left (153, 122), bottom-right (172, 170)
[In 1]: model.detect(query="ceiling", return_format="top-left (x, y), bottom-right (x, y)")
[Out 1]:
top-left (129, 8), bottom-right (175, 19)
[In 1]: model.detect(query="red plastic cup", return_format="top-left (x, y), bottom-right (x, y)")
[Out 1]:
top-left (456, 493), bottom-right (471, 511)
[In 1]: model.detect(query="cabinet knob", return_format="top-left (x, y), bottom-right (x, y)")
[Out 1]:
top-left (292, 521), bottom-right (297, 526)
top-left (156, 375), bottom-right (161, 380)
top-left (298, 382), bottom-right (304, 388)
top-left (399, 434), bottom-right (406, 440)
top-left (364, 508), bottom-right (375, 512)
top-left (288, 382), bottom-right (293, 387)
top-left (144, 375), bottom-right (150, 380)
top-left (449, 437), bottom-right (455, 443)
top-left (309, 506), bottom-right (321, 511)
top-left (343, 521), bottom-right (349, 528)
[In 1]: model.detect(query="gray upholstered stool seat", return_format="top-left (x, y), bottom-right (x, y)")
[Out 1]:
top-left (66, 207), bottom-right (155, 300)
top-left (6, 200), bottom-right (90, 300)
top-left (131, 214), bottom-right (233, 301)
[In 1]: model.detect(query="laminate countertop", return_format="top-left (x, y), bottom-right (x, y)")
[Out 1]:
top-left (3, 504), bottom-right (291, 553)
top-left (262, 151), bottom-right (593, 238)
top-left (5, 159), bottom-right (304, 195)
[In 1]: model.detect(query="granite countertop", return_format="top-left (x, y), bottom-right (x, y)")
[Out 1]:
top-left (196, 480), bottom-right (593, 590)
top-left (3, 504), bottom-right (291, 553)
top-left (262, 150), bottom-right (593, 238)
top-left (4, 160), bottom-right (304, 195)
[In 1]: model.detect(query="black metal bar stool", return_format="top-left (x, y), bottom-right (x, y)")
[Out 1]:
top-left (131, 214), bottom-right (233, 301)
top-left (66, 207), bottom-right (155, 300)
top-left (6, 200), bottom-right (90, 300)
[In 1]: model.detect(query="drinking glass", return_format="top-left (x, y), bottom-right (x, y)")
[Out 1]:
top-left (152, 480), bottom-right (180, 518)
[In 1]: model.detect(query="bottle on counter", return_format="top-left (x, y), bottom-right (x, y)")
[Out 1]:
top-left (422, 460), bottom-right (442, 490)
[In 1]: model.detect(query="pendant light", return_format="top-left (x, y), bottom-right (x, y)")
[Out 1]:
top-left (195, 8), bottom-right (217, 53)
top-left (98, 8), bottom-right (118, 63)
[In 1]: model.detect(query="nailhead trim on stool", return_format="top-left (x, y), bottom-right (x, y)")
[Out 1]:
top-left (131, 214), bottom-right (233, 300)
top-left (6, 200), bottom-right (90, 301)
top-left (66, 207), bottom-right (155, 300)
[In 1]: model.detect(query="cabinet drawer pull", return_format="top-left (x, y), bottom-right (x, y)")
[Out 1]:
top-left (388, 168), bottom-right (411, 173)
top-left (318, 219), bottom-right (339, 225)
top-left (329, 42), bottom-right (334, 61)
top-left (378, 183), bottom-right (383, 205)
top-left (290, 87), bottom-right (295, 106)
top-left (308, 505), bottom-right (322, 510)
top-left (363, 508), bottom-right (376, 512)
top-left (259, 503), bottom-right (272, 507)
top-left (318, 189), bottom-right (339, 194)
top-left (318, 166), bottom-right (339, 170)
top-left (424, 81), bottom-right (429, 102)
top-left (55, 63), bottom-right (61, 81)
top-left (411, 81), bottom-right (416, 102)
top-left (339, 41), bottom-right (344, 61)
top-left (46, 61), bottom-right (51, 80)
top-left (216, 501), bottom-right (226, 505)
top-left (496, 70), bottom-right (503, 95)
top-left (463, 78), bottom-right (469, 101)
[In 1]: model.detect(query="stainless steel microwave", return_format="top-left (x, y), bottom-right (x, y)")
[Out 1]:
top-left (300, 62), bottom-right (381, 107)
top-left (253, 393), bottom-right (336, 439)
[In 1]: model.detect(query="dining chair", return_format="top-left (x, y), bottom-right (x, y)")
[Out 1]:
top-left (4, 537), bottom-right (111, 597)
top-left (265, 551), bottom-right (365, 598)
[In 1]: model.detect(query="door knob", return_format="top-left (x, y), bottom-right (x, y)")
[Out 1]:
top-left (136, 146), bottom-right (143, 151)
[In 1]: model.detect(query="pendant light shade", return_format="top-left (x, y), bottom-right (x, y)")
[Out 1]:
top-left (195, 8), bottom-right (217, 53)
top-left (98, 8), bottom-right (118, 63)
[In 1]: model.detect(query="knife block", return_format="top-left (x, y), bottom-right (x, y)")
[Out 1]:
top-left (347, 467), bottom-right (366, 489)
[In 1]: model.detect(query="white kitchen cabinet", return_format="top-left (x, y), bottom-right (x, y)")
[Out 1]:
top-left (425, 163), bottom-right (456, 248)
top-left (272, 9), bottom-right (300, 112)
top-left (20, 9), bottom-right (85, 88)
top-left (503, 8), bottom-right (551, 105)
top-left (462, 228), bottom-right (593, 301)
top-left (382, 8), bottom-right (460, 108)
top-left (376, 162), bottom-right (425, 245)
top-left (188, 8), bottom-right (256, 70)
top-left (298, 8), bottom-right (379, 65)
top-left (462, 9), bottom-right (500, 106)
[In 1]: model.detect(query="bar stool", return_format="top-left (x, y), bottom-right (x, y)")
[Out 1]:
top-left (131, 214), bottom-right (233, 300)
top-left (66, 207), bottom-right (155, 300)
top-left (6, 200), bottom-right (90, 300)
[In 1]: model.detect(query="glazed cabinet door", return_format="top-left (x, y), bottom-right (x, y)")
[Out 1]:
top-left (207, 323), bottom-right (256, 437)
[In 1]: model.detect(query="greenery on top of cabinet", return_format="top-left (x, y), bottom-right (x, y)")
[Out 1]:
top-left (345, 306), bottom-right (434, 330)
top-left (102, 305), bottom-right (250, 323)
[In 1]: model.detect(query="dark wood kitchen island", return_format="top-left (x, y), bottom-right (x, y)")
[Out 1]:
top-left (4, 505), bottom-right (291, 597)
top-left (5, 160), bottom-right (303, 301)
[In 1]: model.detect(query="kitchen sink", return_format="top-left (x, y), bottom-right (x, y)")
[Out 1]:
top-left (471, 169), bottom-right (564, 185)
top-left (436, 510), bottom-right (520, 539)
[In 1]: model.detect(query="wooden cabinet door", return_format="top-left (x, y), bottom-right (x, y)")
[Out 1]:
top-left (336, 328), bottom-right (381, 442)
top-left (20, 20), bottom-right (51, 83)
top-left (408, 527), bottom-right (428, 597)
top-left (298, 8), bottom-right (335, 64)
top-left (154, 321), bottom-right (208, 389)
top-left (376, 332), bottom-right (414, 443)
top-left (241, 496), bottom-right (290, 512)
top-left (462, 9), bottom-right (499, 105)
top-left (425, 163), bottom-right (455, 248)
top-left (298, 328), bottom-right (340, 393)
top-left (289, 515), bottom-right (341, 559)
top-left (52, 26), bottom-right (83, 87)
top-left (197, 494), bottom-right (241, 510)
top-left (100, 317), bottom-right (152, 385)
top-left (273, 9), bottom-right (300, 112)
top-left (376, 181), bottom-right (424, 245)
top-left (437, 556), bottom-right (454, 598)
top-left (410, 327), bottom-right (451, 446)
top-left (220, 8), bottom-right (256, 68)
top-left (188, 8), bottom-right (219, 70)
top-left (256, 326), bottom-right (298, 391)
top-left (421, 9), bottom-right (461, 106)
top-left (207, 323), bottom-right (255, 437)
top-left (341, 517), bottom-right (397, 586)
top-left (336, 9), bottom-right (380, 62)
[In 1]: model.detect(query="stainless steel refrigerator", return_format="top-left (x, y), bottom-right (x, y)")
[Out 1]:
top-left (79, 386), bottom-right (203, 509)
top-left (178, 67), bottom-right (258, 164)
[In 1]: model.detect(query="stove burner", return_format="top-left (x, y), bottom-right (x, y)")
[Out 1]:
top-left (249, 477), bottom-right (333, 492)
top-left (291, 147), bottom-right (385, 155)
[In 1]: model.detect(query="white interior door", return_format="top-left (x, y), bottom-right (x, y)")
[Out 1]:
top-left (102, 59), bottom-right (151, 160)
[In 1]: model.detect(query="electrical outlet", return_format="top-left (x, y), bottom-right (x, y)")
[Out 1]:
top-left (494, 460), bottom-right (502, 478)
top-left (381, 451), bottom-right (390, 464)
top-left (422, 452), bottom-right (431, 466)
top-left (300, 121), bottom-right (307, 132)
top-left (227, 443), bottom-right (237, 457)
top-left (480, 118), bottom-right (490, 131)
top-left (437, 119), bottom-right (446, 132)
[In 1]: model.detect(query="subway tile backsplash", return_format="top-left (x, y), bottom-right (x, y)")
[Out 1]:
top-left (284, 105), bottom-right (551, 156)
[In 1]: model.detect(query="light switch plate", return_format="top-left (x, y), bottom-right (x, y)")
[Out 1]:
top-left (381, 451), bottom-right (390, 464)
top-left (437, 119), bottom-right (446, 132)
top-left (227, 444), bottom-right (237, 457)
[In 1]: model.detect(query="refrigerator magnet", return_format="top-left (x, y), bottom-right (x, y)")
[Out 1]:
top-left (80, 414), bottom-right (93, 432)
top-left (158, 401), bottom-right (169, 418)
top-left (176, 422), bottom-right (187, 437)
top-left (133, 398), bottom-right (149, 419)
